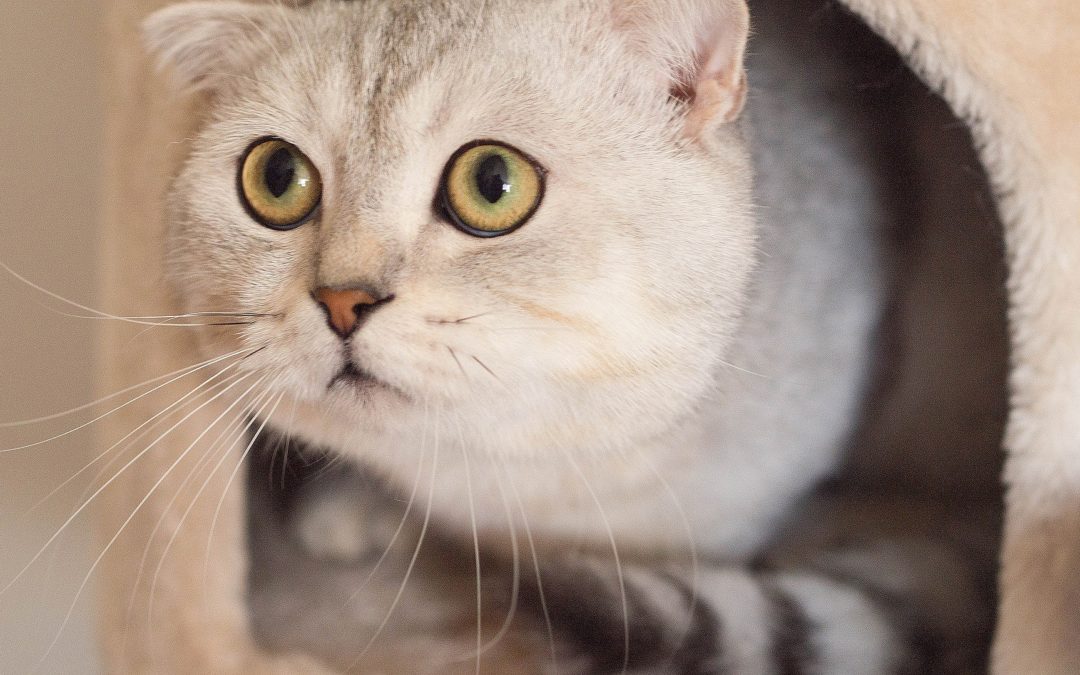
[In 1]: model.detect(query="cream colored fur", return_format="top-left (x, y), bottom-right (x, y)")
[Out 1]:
top-left (836, 2), bottom-right (1080, 672)
top-left (100, 0), bottom-right (1080, 673)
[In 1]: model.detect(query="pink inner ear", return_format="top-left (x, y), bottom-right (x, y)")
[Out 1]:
top-left (676, 9), bottom-right (750, 134)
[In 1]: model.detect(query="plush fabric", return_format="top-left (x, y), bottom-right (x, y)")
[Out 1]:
top-left (837, 2), bottom-right (1080, 672)
top-left (100, 1), bottom-right (1080, 672)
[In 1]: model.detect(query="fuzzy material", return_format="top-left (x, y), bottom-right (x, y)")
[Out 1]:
top-left (99, 0), bottom-right (1080, 672)
top-left (836, 2), bottom-right (1080, 672)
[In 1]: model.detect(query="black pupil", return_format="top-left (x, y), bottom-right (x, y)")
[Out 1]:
top-left (264, 147), bottom-right (297, 199)
top-left (475, 154), bottom-right (510, 204)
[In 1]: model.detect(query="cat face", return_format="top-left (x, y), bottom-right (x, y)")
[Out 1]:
top-left (149, 0), bottom-right (755, 462)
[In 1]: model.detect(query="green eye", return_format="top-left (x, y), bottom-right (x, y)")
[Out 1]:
top-left (440, 141), bottom-right (545, 237)
top-left (239, 138), bottom-right (323, 230)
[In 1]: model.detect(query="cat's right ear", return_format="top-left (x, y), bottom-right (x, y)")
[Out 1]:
top-left (609, 0), bottom-right (751, 139)
top-left (143, 2), bottom-right (284, 93)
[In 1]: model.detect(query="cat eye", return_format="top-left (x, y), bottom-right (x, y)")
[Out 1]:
top-left (439, 141), bottom-right (545, 237)
top-left (239, 138), bottom-right (323, 230)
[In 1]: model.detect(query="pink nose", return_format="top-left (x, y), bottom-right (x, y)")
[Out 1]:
top-left (313, 287), bottom-right (380, 338)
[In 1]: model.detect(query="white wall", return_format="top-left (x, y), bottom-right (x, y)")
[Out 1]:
top-left (1, 1), bottom-right (105, 672)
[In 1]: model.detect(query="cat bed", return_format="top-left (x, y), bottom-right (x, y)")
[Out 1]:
top-left (98, 0), bottom-right (1080, 672)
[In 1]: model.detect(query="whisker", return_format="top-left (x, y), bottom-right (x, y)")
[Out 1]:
top-left (446, 346), bottom-right (468, 379)
top-left (563, 450), bottom-right (630, 675)
top-left (119, 387), bottom-right (257, 663)
top-left (428, 312), bottom-right (494, 326)
top-left (503, 460), bottom-right (560, 673)
top-left (124, 312), bottom-right (277, 319)
top-left (0, 348), bottom-right (249, 429)
top-left (0, 370), bottom-right (261, 597)
top-left (1, 261), bottom-right (279, 328)
top-left (470, 356), bottom-right (505, 385)
top-left (633, 447), bottom-right (701, 665)
top-left (22, 362), bottom-right (252, 516)
top-left (456, 421), bottom-right (484, 674)
top-left (350, 400), bottom-right (440, 669)
top-left (1, 347), bottom-right (252, 453)
top-left (279, 396), bottom-right (299, 490)
top-left (333, 401), bottom-right (431, 628)
top-left (0, 261), bottom-right (134, 323)
top-left (44, 307), bottom-right (258, 328)
top-left (472, 460), bottom-right (521, 660)
top-left (35, 372), bottom-right (267, 669)
top-left (715, 357), bottom-right (770, 380)
top-left (147, 375), bottom-right (274, 627)
top-left (199, 385), bottom-right (285, 606)
top-left (148, 377), bottom-right (272, 655)
top-left (0, 260), bottom-right (282, 332)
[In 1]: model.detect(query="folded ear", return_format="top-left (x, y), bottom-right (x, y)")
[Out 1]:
top-left (143, 1), bottom-right (287, 93)
top-left (613, 0), bottom-right (750, 138)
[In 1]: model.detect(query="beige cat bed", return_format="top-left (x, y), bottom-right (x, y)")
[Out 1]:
top-left (100, 0), bottom-right (1080, 672)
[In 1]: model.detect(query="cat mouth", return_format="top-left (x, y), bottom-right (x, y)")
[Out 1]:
top-left (329, 361), bottom-right (384, 391)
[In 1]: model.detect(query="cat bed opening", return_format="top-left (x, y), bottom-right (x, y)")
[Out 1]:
top-left (96, 0), bottom-right (1079, 672)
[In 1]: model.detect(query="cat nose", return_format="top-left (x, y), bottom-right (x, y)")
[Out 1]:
top-left (312, 286), bottom-right (394, 338)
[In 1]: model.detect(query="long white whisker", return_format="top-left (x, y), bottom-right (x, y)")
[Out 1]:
top-left (0, 261), bottom-right (264, 329)
top-left (329, 404), bottom-right (432, 655)
top-left (144, 375), bottom-right (273, 631)
top-left (351, 401), bottom-right (440, 668)
top-left (503, 461), bottom-right (559, 674)
top-left (0, 348), bottom-right (248, 429)
top-left (1, 347), bottom-right (250, 453)
top-left (457, 424), bottom-right (483, 674)
top-left (32, 371), bottom-right (266, 670)
top-left (279, 395), bottom-right (299, 490)
top-left (42, 306), bottom-right (257, 328)
top-left (23, 362), bottom-right (252, 515)
top-left (62, 311), bottom-right (273, 321)
top-left (119, 386), bottom-right (256, 664)
top-left (633, 447), bottom-right (701, 661)
top-left (715, 357), bottom-right (770, 380)
top-left (564, 450), bottom-right (629, 675)
top-left (0, 369), bottom-right (260, 597)
top-left (447, 420), bottom-right (523, 664)
top-left (472, 457), bottom-right (521, 660)
top-left (199, 385), bottom-right (285, 606)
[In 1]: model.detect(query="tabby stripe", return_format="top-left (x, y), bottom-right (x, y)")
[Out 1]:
top-left (520, 561), bottom-right (667, 673)
top-left (661, 572), bottom-right (725, 675)
top-left (771, 573), bottom-right (902, 674)
top-left (760, 578), bottom-right (815, 675)
top-left (806, 564), bottom-right (939, 674)
top-left (519, 561), bottom-right (734, 675)
top-left (693, 568), bottom-right (773, 675)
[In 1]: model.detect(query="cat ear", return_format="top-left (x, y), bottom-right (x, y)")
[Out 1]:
top-left (613, 0), bottom-right (750, 138)
top-left (143, 2), bottom-right (286, 93)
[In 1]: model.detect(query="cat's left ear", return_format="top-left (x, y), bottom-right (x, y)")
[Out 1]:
top-left (612, 0), bottom-right (750, 139)
top-left (143, 1), bottom-right (290, 93)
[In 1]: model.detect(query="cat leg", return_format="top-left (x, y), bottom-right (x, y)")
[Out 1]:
top-left (516, 501), bottom-right (993, 674)
top-left (515, 558), bottom-right (911, 674)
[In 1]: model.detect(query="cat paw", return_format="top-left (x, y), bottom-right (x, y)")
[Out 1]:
top-left (286, 473), bottom-right (409, 564)
top-left (289, 486), bottom-right (371, 562)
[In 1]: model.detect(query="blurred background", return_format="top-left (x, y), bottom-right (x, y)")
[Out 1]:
top-left (1, 0), bottom-right (106, 672)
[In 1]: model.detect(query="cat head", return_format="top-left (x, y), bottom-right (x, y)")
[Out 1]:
top-left (144, 0), bottom-right (755, 463)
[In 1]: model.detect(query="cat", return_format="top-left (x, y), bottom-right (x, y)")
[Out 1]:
top-left (120, 0), bottom-right (1005, 671)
